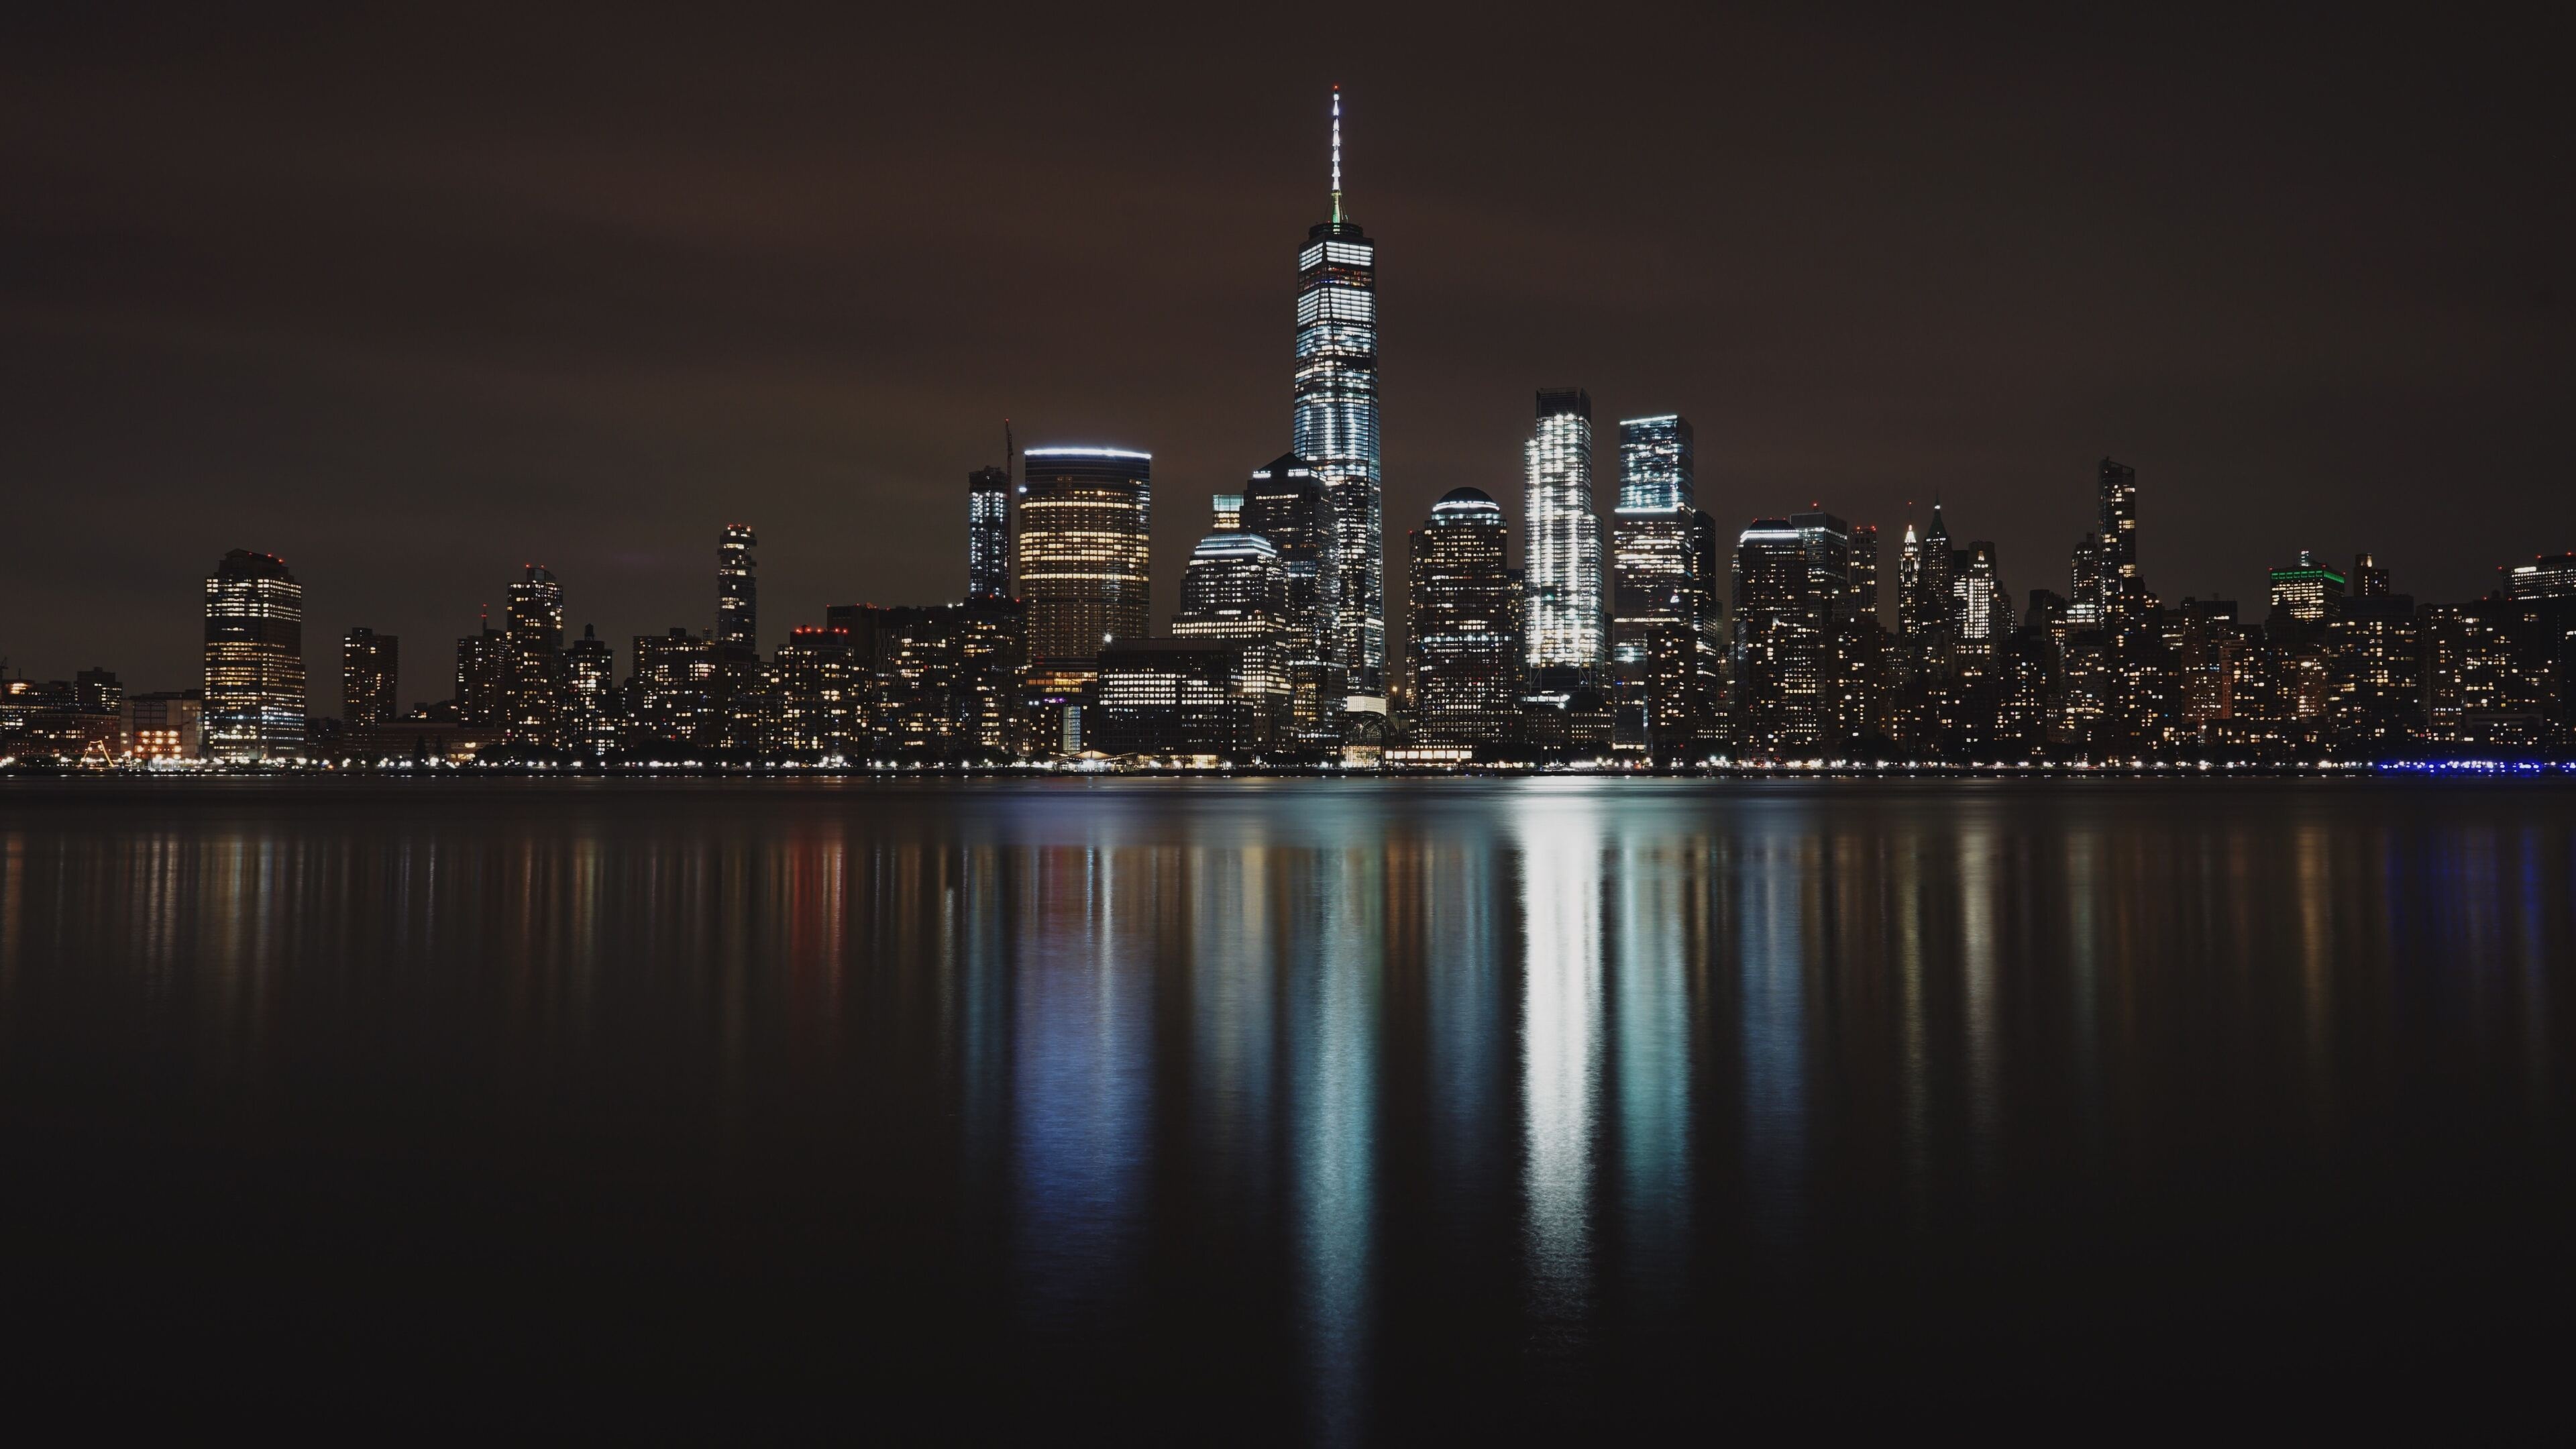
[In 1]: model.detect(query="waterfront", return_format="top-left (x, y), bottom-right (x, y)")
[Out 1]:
top-left (2, 778), bottom-right (2569, 1435)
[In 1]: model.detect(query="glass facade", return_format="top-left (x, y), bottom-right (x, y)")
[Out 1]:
top-left (1293, 90), bottom-right (1383, 700)
top-left (1175, 531), bottom-right (1291, 734)
top-left (1018, 447), bottom-right (1152, 667)
top-left (1615, 415), bottom-right (1694, 513)
top-left (968, 466), bottom-right (1012, 600)
top-left (1524, 388), bottom-right (1603, 671)
top-left (203, 549), bottom-right (305, 761)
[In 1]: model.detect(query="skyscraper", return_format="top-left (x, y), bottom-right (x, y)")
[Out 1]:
top-left (504, 564), bottom-right (565, 747)
top-left (1524, 388), bottom-right (1603, 671)
top-left (341, 627), bottom-right (399, 729)
top-left (968, 466), bottom-right (1012, 600)
top-left (564, 624), bottom-right (618, 756)
top-left (1018, 447), bottom-right (1152, 667)
top-left (1243, 451), bottom-right (1341, 748)
top-left (1731, 521), bottom-right (1817, 755)
top-left (202, 549), bottom-right (305, 761)
top-left (717, 525), bottom-right (757, 659)
top-left (2098, 458), bottom-right (2139, 584)
top-left (1292, 87), bottom-right (1382, 704)
top-left (455, 612), bottom-right (506, 728)
top-left (1407, 488), bottom-right (1521, 749)
top-left (1174, 525), bottom-right (1292, 735)
top-left (1616, 415), bottom-right (1694, 513)
top-left (1610, 415), bottom-right (1719, 755)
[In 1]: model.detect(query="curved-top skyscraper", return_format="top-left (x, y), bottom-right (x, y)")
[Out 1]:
top-left (1292, 87), bottom-right (1383, 704)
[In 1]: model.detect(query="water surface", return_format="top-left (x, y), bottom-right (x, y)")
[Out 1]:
top-left (2, 778), bottom-right (2567, 1434)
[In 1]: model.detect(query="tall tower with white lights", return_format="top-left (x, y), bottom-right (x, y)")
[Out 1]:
top-left (1291, 86), bottom-right (1383, 708)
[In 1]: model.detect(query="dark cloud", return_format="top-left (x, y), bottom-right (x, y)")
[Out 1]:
top-left (3, 4), bottom-right (2566, 705)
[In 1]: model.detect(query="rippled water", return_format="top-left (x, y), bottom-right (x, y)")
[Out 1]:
top-left (2, 778), bottom-right (2568, 1434)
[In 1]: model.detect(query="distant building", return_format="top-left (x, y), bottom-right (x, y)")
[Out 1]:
top-left (1732, 521), bottom-right (1817, 755)
top-left (1174, 524), bottom-right (1292, 737)
top-left (715, 525), bottom-right (761, 748)
top-left (868, 600), bottom-right (1028, 763)
top-left (2098, 457), bottom-right (2139, 586)
top-left (2269, 551), bottom-right (2347, 637)
top-left (1408, 487), bottom-right (1521, 749)
top-left (775, 625), bottom-right (861, 758)
top-left (564, 624), bottom-right (618, 756)
top-left (1244, 452), bottom-right (1342, 748)
top-left (121, 690), bottom-right (203, 761)
top-left (1610, 420), bottom-right (1721, 759)
top-left (1094, 639), bottom-right (1259, 757)
top-left (1524, 388), bottom-right (1603, 672)
top-left (455, 614), bottom-right (507, 729)
top-left (968, 466), bottom-right (1012, 601)
top-left (203, 549), bottom-right (305, 761)
top-left (2506, 553), bottom-right (2576, 600)
top-left (504, 564), bottom-right (565, 748)
top-left (628, 628), bottom-right (718, 753)
top-left (1018, 447), bottom-right (1152, 669)
top-left (342, 627), bottom-right (399, 729)
top-left (1293, 88), bottom-right (1384, 700)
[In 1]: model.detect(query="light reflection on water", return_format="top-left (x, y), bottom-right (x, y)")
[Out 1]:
top-left (0, 777), bottom-right (2570, 1434)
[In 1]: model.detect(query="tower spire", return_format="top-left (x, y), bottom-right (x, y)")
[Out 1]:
top-left (1330, 85), bottom-right (1342, 224)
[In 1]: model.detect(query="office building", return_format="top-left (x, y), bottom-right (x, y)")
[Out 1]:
top-left (1174, 524), bottom-right (1292, 733)
top-left (121, 690), bottom-right (203, 761)
top-left (203, 549), bottom-right (305, 761)
top-left (1407, 487), bottom-right (1521, 749)
top-left (1293, 87), bottom-right (1383, 702)
top-left (1524, 388), bottom-right (1603, 672)
top-left (1732, 520), bottom-right (1819, 754)
top-left (1018, 446), bottom-right (1152, 668)
top-left (342, 627), bottom-right (399, 729)
top-left (969, 466), bottom-right (1012, 600)
top-left (2269, 552), bottom-right (2347, 637)
top-left (1094, 639), bottom-right (1259, 757)
top-left (1611, 421), bottom-right (1721, 757)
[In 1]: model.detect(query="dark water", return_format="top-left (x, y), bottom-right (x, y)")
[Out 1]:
top-left (2, 778), bottom-right (2569, 1434)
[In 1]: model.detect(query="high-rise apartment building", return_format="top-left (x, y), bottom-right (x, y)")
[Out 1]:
top-left (774, 625), bottom-right (860, 758)
top-left (717, 525), bottom-right (757, 661)
top-left (2099, 458), bottom-right (2139, 583)
top-left (968, 466), bottom-right (1012, 600)
top-left (503, 564), bottom-right (565, 747)
top-left (203, 549), bottom-right (305, 761)
top-left (629, 629), bottom-right (718, 752)
top-left (341, 627), bottom-right (399, 728)
top-left (1018, 447), bottom-right (1152, 669)
top-left (1292, 89), bottom-right (1383, 704)
top-left (455, 613), bottom-right (506, 728)
top-left (1524, 388), bottom-right (1603, 672)
top-left (564, 624), bottom-right (618, 755)
top-left (1407, 488), bottom-right (1521, 749)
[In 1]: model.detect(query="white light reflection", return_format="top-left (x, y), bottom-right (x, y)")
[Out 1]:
top-left (1519, 786), bottom-right (1602, 1343)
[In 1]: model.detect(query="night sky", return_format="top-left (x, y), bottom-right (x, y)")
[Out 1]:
top-left (5, 6), bottom-right (2565, 708)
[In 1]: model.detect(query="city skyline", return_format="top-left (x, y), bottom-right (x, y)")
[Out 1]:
top-left (4, 15), bottom-right (2568, 708)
